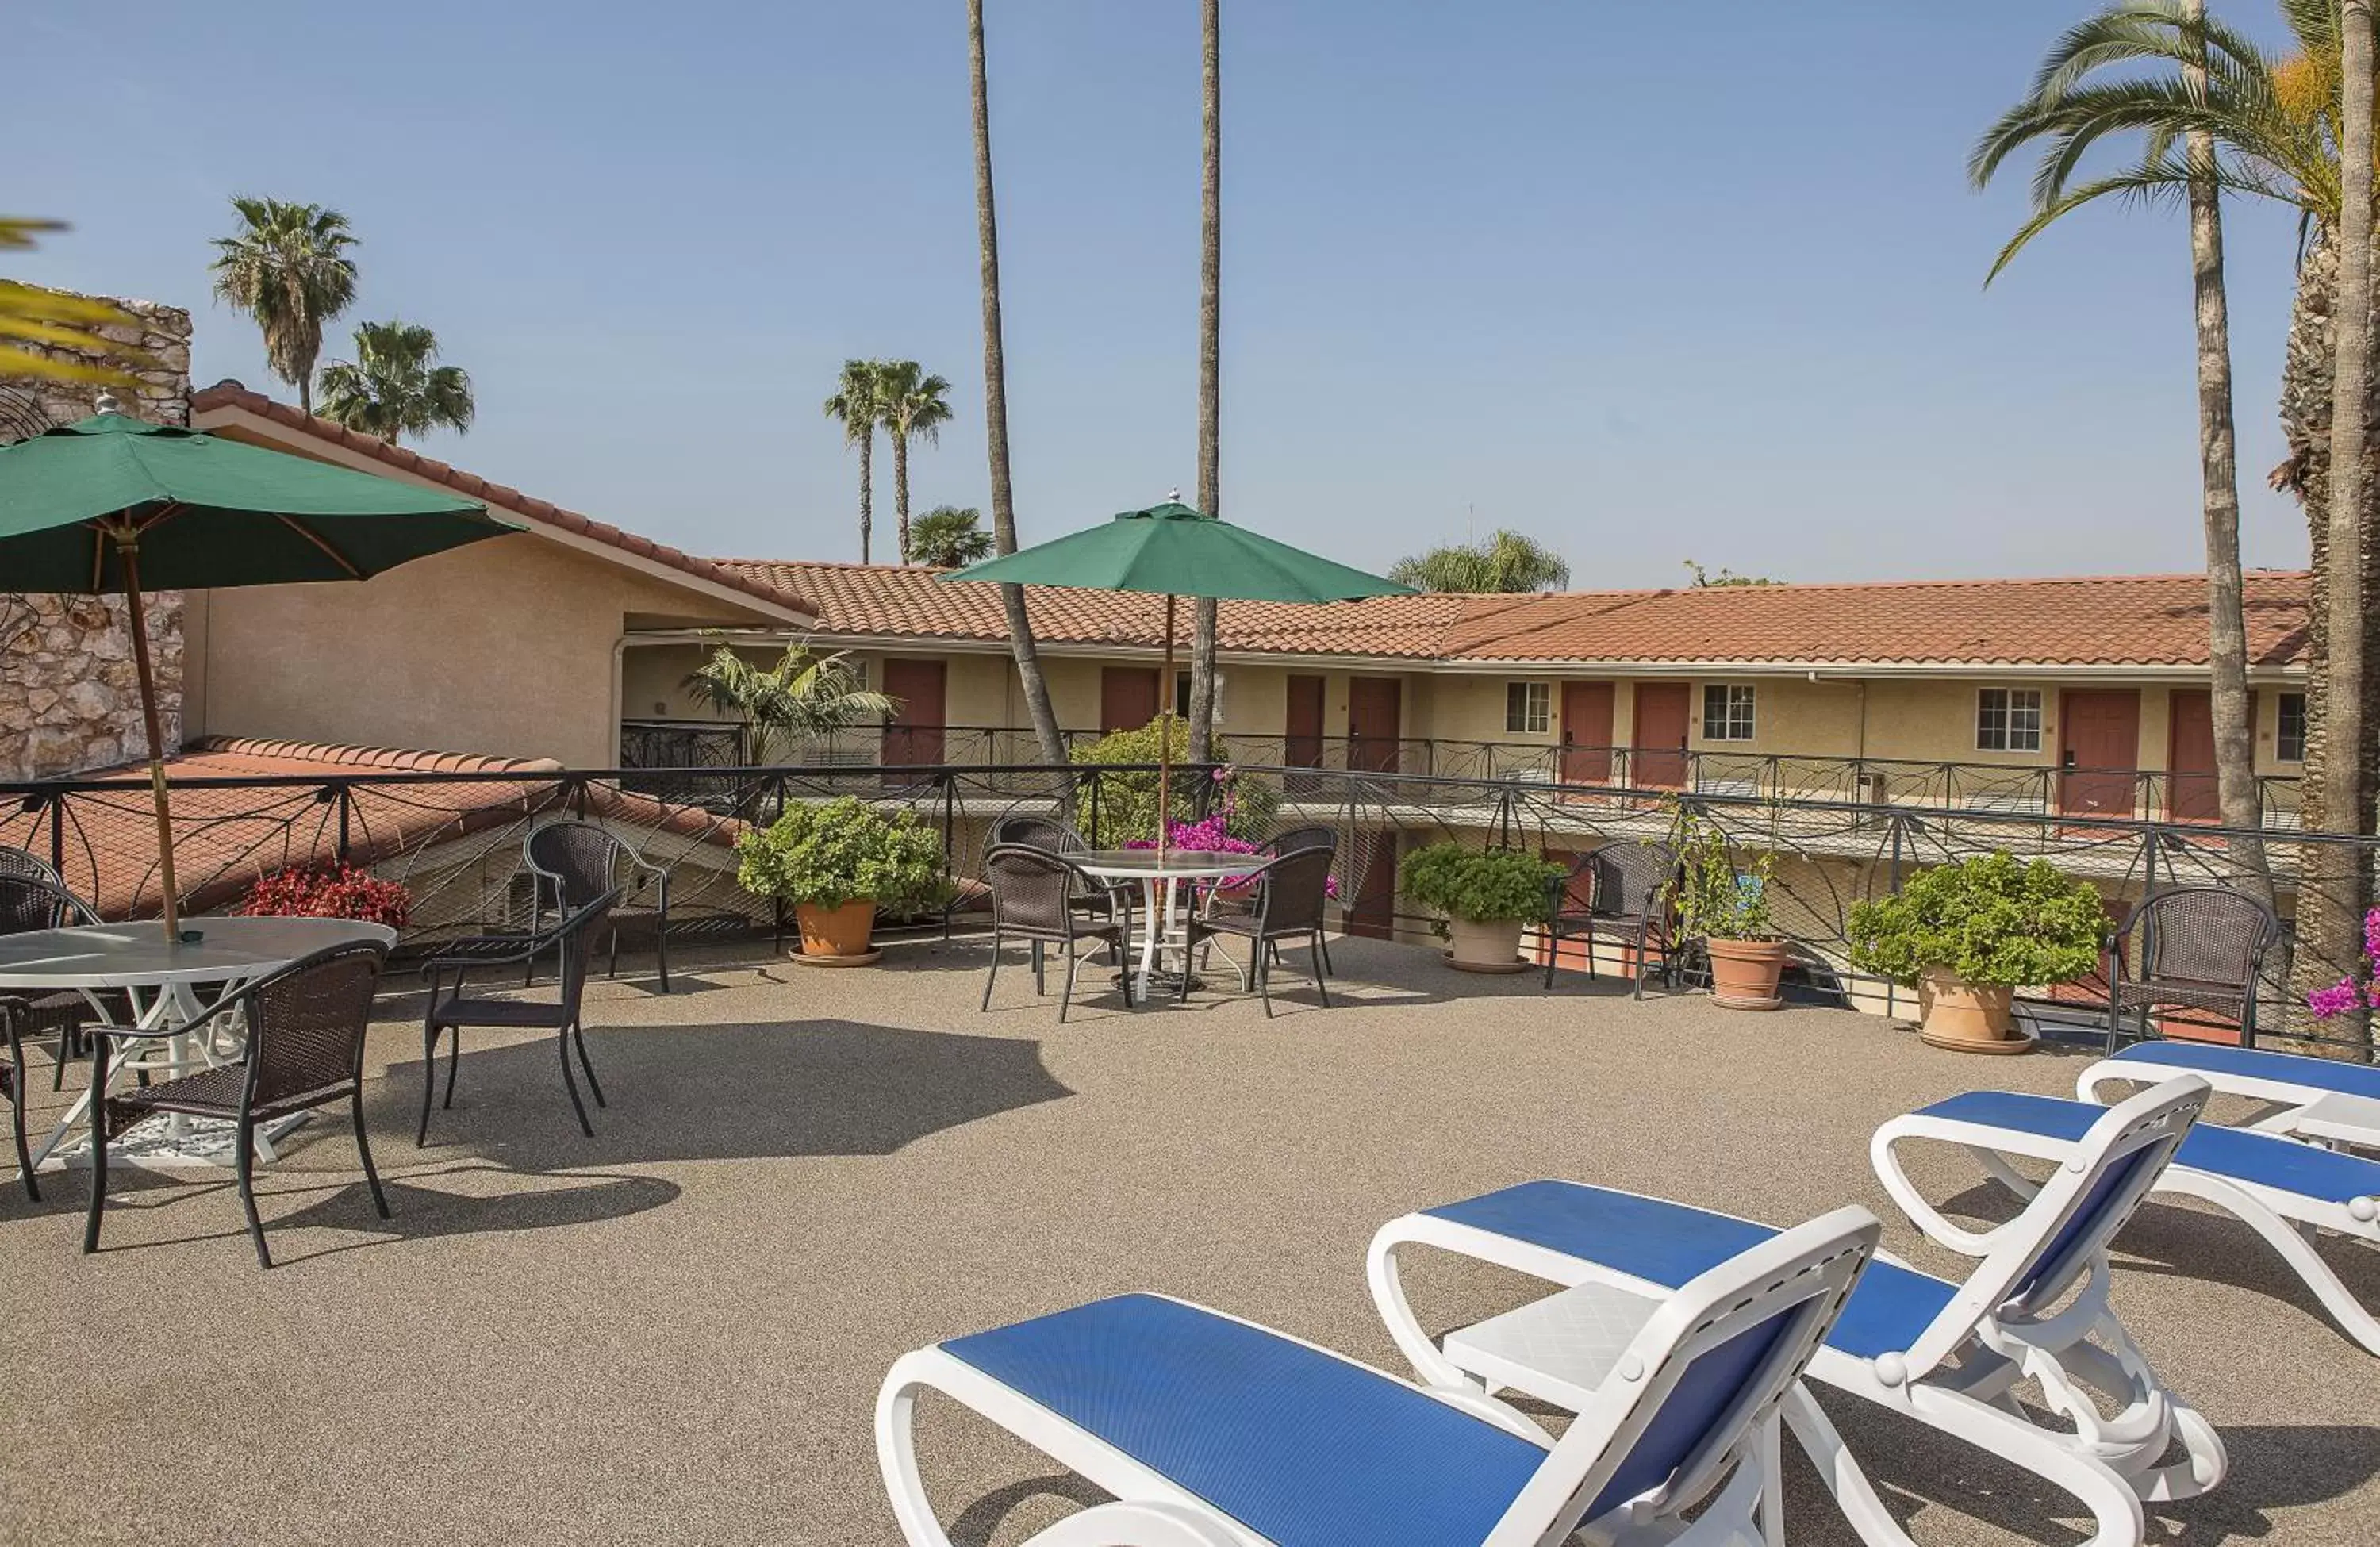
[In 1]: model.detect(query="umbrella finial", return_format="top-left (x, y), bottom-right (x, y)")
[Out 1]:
top-left (1168, 487), bottom-right (1180, 501)
top-left (94, 390), bottom-right (123, 416)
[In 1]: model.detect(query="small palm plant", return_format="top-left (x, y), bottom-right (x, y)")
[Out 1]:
top-left (682, 641), bottom-right (897, 766)
top-left (908, 505), bottom-right (992, 568)
top-left (209, 197), bottom-right (359, 413)
top-left (1389, 529), bottom-right (1569, 593)
top-left (316, 321), bottom-right (474, 443)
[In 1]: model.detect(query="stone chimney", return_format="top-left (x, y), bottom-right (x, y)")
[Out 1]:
top-left (0, 290), bottom-right (194, 780)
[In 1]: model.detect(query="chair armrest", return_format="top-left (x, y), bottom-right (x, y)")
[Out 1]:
top-left (417, 932), bottom-right (545, 981)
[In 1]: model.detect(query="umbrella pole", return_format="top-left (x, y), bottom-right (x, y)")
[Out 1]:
top-left (114, 538), bottom-right (182, 940)
top-left (1157, 593), bottom-right (1176, 860)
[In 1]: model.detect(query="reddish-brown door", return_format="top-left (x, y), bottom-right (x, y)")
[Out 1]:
top-left (1347, 677), bottom-right (1403, 773)
top-left (879, 658), bottom-right (947, 775)
top-left (1632, 683), bottom-right (1691, 789)
top-left (1560, 681), bottom-right (1615, 785)
top-left (2166, 689), bottom-right (2221, 823)
top-left (2059, 689), bottom-right (2142, 819)
top-left (1285, 674), bottom-right (1326, 767)
top-left (1100, 666), bottom-right (1161, 733)
top-left (1347, 834), bottom-right (1398, 939)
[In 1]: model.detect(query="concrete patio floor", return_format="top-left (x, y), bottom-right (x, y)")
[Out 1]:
top-left (3, 932), bottom-right (2377, 1546)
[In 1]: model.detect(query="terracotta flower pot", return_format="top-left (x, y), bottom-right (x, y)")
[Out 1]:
top-left (1916, 969), bottom-right (2032, 1054)
top-left (1445, 916), bottom-right (1529, 973)
top-left (1706, 937), bottom-right (1787, 1010)
top-left (794, 899), bottom-right (877, 961)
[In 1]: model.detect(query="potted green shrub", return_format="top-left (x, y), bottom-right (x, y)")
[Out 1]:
top-left (735, 796), bottom-right (949, 964)
top-left (1401, 842), bottom-right (1564, 973)
top-left (1846, 852), bottom-right (2108, 1054)
top-left (1670, 809), bottom-right (1786, 1010)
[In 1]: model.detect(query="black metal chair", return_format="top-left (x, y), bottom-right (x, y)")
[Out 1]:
top-left (2, 998), bottom-right (34, 1200)
top-left (1184, 846), bottom-right (1336, 1018)
top-left (980, 844), bottom-right (1134, 1023)
top-left (0, 846), bottom-right (104, 1092)
top-left (420, 888), bottom-right (621, 1142)
top-left (82, 940), bottom-right (392, 1269)
top-left (1542, 842), bottom-right (1679, 997)
top-left (988, 810), bottom-right (1130, 964)
top-left (2106, 885), bottom-right (2285, 1053)
top-left (524, 820), bottom-right (672, 992)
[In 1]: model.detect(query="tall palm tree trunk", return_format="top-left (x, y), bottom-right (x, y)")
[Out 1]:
top-left (969, 0), bottom-right (1068, 770)
top-left (891, 429), bottom-right (913, 564)
top-left (2182, 0), bottom-right (2269, 899)
top-left (1187, 0), bottom-right (1223, 767)
top-left (857, 432), bottom-right (876, 565)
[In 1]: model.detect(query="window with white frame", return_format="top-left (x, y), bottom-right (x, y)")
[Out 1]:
top-left (1505, 681), bottom-right (1550, 735)
top-left (2278, 692), bottom-right (2307, 763)
top-left (1702, 684), bottom-right (1756, 742)
top-left (1975, 687), bottom-right (2043, 753)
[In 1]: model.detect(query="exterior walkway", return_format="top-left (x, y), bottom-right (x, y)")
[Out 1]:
top-left (3, 935), bottom-right (2374, 1545)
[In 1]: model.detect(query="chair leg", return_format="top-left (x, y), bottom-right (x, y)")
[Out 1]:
top-left (1058, 941), bottom-right (1079, 1025)
top-left (1542, 928), bottom-right (1558, 990)
top-left (1320, 935), bottom-right (1334, 974)
top-left (1118, 936), bottom-right (1136, 1008)
top-left (417, 1022), bottom-right (440, 1146)
top-left (52, 1024), bottom-right (79, 1092)
top-left (558, 1027), bottom-right (594, 1138)
top-left (10, 1053), bottom-right (36, 1203)
top-left (1258, 944), bottom-right (1274, 1019)
top-left (608, 921), bottom-right (621, 981)
top-left (1033, 940), bottom-right (1046, 996)
top-left (572, 1023), bottom-right (607, 1108)
top-left (236, 1117), bottom-right (272, 1269)
top-left (1310, 931), bottom-right (1331, 1008)
top-left (981, 935), bottom-right (1001, 1012)
top-left (82, 1042), bottom-right (109, 1253)
top-left (443, 1025), bottom-right (463, 1111)
top-left (655, 913), bottom-right (671, 993)
top-left (1632, 925), bottom-right (1647, 1000)
top-left (351, 1088), bottom-right (390, 1219)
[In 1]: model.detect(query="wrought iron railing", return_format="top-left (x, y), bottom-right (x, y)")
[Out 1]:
top-left (5, 754), bottom-right (2369, 1057)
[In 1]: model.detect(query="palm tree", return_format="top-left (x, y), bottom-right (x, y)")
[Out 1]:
top-left (682, 641), bottom-right (896, 766)
top-left (208, 198), bottom-right (359, 415)
top-left (314, 321), bottom-right (474, 443)
top-left (1187, 0), bottom-right (1224, 766)
top-left (1, 221), bottom-right (155, 393)
top-left (876, 360), bottom-right (954, 563)
top-left (968, 0), bottom-right (1069, 768)
top-left (1969, 0), bottom-right (2373, 1042)
top-left (1975, 0), bottom-right (2270, 901)
top-left (823, 359), bottom-right (887, 564)
top-left (908, 505), bottom-right (993, 568)
top-left (1390, 530), bottom-right (1570, 593)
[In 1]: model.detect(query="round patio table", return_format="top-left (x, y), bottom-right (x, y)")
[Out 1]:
top-left (1070, 850), bottom-right (1260, 1000)
top-left (1, 916), bottom-right (397, 1173)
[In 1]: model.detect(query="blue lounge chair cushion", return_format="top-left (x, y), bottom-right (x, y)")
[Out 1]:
top-left (2109, 1040), bottom-right (2380, 1103)
top-left (1426, 1181), bottom-right (1957, 1362)
top-left (942, 1293), bottom-right (1545, 1547)
top-left (1916, 1091), bottom-right (2380, 1207)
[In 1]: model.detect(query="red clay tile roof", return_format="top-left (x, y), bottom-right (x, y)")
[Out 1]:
top-left (718, 560), bottom-right (2312, 670)
top-left (30, 738), bottom-right (733, 920)
top-left (189, 382), bottom-right (816, 621)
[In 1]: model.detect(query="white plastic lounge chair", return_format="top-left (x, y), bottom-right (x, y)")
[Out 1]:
top-left (877, 1206), bottom-right (1879, 1547)
top-left (1369, 1079), bottom-right (2222, 1547)
top-left (1875, 1080), bottom-right (2380, 1358)
top-left (2079, 1039), bottom-right (2380, 1144)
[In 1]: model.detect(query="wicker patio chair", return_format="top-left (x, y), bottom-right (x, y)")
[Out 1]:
top-left (1541, 842), bottom-right (1678, 997)
top-left (1184, 846), bottom-right (1336, 1018)
top-left (2106, 885), bottom-right (2285, 1054)
top-left (420, 888), bottom-right (621, 1142)
top-left (0, 846), bottom-right (105, 1092)
top-left (2, 998), bottom-right (34, 1200)
top-left (524, 820), bottom-right (672, 992)
top-left (980, 844), bottom-right (1134, 1023)
top-left (81, 940), bottom-right (392, 1269)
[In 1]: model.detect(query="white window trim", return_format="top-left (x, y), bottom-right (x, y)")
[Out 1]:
top-left (1506, 681), bottom-right (1551, 735)
top-left (1975, 685), bottom-right (2044, 754)
top-left (1702, 683), bottom-right (1756, 743)
top-left (2275, 690), bottom-right (2307, 766)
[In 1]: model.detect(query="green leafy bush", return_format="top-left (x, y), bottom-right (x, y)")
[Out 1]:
top-left (735, 797), bottom-right (949, 912)
top-left (1669, 807), bottom-right (1777, 942)
top-left (1070, 716), bottom-right (1277, 843)
top-left (1847, 852), bottom-right (2107, 988)
top-left (1400, 843), bottom-right (1564, 926)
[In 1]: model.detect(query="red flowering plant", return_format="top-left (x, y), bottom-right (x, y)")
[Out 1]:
top-left (2306, 905), bottom-right (2380, 1020)
top-left (239, 864), bottom-right (413, 929)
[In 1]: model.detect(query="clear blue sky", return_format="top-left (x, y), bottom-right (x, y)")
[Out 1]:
top-left (13, 1), bottom-right (2314, 585)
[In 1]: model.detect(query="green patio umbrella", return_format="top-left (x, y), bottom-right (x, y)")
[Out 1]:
top-left (943, 500), bottom-right (1413, 850)
top-left (0, 401), bottom-right (517, 936)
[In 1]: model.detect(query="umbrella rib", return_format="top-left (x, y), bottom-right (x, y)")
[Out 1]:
top-left (275, 514), bottom-right (367, 579)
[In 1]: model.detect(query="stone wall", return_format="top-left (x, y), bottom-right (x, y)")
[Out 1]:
top-left (0, 291), bottom-right (193, 781)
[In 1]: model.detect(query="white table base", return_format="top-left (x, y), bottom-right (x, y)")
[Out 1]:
top-left (32, 977), bottom-right (294, 1173)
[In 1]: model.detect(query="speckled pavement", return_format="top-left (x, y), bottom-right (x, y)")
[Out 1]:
top-left (3, 934), bottom-right (2375, 1545)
